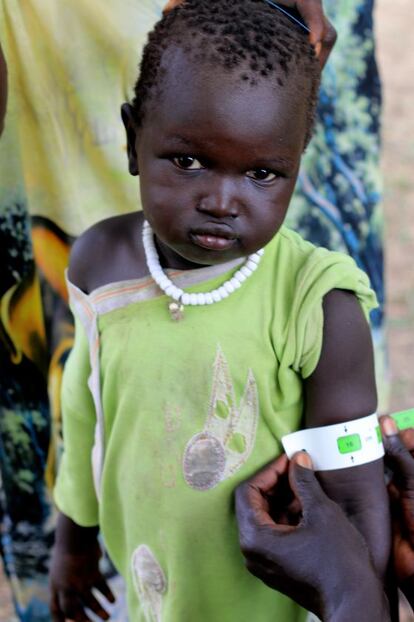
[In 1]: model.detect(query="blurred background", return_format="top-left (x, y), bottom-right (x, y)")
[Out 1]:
top-left (0, 0), bottom-right (413, 619)
top-left (378, 0), bottom-right (414, 414)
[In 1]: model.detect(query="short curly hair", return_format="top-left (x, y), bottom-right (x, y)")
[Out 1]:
top-left (131, 0), bottom-right (320, 146)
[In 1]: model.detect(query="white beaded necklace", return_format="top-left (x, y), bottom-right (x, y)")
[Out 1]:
top-left (142, 220), bottom-right (264, 320)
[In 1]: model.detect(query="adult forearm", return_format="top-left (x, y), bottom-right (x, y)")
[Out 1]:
top-left (0, 42), bottom-right (7, 135)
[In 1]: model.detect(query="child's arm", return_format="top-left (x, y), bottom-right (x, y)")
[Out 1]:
top-left (381, 418), bottom-right (414, 610)
top-left (51, 230), bottom-right (115, 620)
top-left (50, 514), bottom-right (114, 622)
top-left (304, 289), bottom-right (391, 581)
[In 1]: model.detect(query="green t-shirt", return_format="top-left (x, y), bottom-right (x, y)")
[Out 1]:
top-left (55, 226), bottom-right (377, 622)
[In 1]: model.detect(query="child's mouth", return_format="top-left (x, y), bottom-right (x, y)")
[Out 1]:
top-left (190, 233), bottom-right (237, 251)
top-left (190, 225), bottom-right (237, 251)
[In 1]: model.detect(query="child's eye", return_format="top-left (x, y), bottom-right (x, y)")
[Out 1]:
top-left (172, 156), bottom-right (203, 170)
top-left (246, 168), bottom-right (278, 183)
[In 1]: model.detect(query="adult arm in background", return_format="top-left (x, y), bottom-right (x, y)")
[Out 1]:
top-left (235, 451), bottom-right (391, 621)
top-left (0, 42), bottom-right (7, 136)
top-left (163, 0), bottom-right (337, 68)
top-left (381, 416), bottom-right (414, 610)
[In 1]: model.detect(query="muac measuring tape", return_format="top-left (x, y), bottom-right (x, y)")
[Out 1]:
top-left (282, 408), bottom-right (414, 471)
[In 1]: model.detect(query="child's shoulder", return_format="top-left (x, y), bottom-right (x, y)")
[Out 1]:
top-left (275, 226), bottom-right (360, 276)
top-left (277, 226), bottom-right (329, 258)
top-left (272, 226), bottom-right (337, 276)
top-left (68, 211), bottom-right (146, 294)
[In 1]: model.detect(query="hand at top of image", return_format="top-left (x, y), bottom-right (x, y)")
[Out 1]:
top-left (163, 0), bottom-right (336, 67)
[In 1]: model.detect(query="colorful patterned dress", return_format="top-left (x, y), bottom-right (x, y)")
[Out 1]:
top-left (0, 1), bottom-right (383, 619)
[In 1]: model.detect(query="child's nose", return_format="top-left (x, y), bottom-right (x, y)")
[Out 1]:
top-left (196, 178), bottom-right (240, 219)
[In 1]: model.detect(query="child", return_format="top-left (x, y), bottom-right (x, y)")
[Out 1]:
top-left (51, 1), bottom-right (391, 620)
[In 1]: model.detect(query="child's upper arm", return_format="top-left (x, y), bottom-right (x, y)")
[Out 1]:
top-left (67, 213), bottom-right (144, 293)
top-left (304, 289), bottom-right (391, 580)
top-left (67, 224), bottom-right (105, 293)
top-left (54, 298), bottom-right (99, 527)
top-left (54, 227), bottom-right (105, 525)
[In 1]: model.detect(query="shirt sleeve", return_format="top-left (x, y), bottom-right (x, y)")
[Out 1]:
top-left (284, 247), bottom-right (378, 379)
top-left (53, 306), bottom-right (99, 527)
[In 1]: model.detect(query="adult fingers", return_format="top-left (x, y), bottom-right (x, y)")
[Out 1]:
top-left (163, 0), bottom-right (183, 14)
top-left (287, 451), bottom-right (329, 519)
top-left (295, 1), bottom-right (337, 67)
top-left (316, 16), bottom-right (337, 68)
top-left (295, 0), bottom-right (324, 44)
top-left (163, 0), bottom-right (336, 67)
top-left (400, 427), bottom-right (414, 453)
top-left (235, 454), bottom-right (289, 528)
top-left (246, 453), bottom-right (290, 496)
top-left (381, 416), bottom-right (414, 544)
top-left (381, 416), bottom-right (414, 487)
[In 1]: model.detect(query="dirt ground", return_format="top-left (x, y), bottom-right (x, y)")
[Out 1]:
top-left (1, 0), bottom-right (413, 619)
top-left (377, 0), bottom-right (414, 414)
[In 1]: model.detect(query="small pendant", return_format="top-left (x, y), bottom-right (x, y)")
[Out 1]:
top-left (169, 301), bottom-right (184, 321)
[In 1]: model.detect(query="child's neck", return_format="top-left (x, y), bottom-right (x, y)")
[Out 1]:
top-left (155, 236), bottom-right (214, 271)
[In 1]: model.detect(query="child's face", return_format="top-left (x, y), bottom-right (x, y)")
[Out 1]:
top-left (129, 53), bottom-right (308, 269)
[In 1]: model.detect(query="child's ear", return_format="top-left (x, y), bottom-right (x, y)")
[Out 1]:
top-left (121, 103), bottom-right (139, 176)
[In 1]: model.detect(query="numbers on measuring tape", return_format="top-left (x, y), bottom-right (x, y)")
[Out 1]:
top-left (337, 433), bottom-right (362, 455)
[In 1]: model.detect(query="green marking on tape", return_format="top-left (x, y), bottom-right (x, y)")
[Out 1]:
top-left (337, 434), bottom-right (362, 455)
top-left (391, 408), bottom-right (414, 431)
top-left (376, 425), bottom-right (382, 443)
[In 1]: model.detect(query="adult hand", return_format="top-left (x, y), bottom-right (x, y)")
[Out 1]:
top-left (381, 416), bottom-right (414, 607)
top-left (280, 1), bottom-right (336, 67)
top-left (0, 43), bottom-right (8, 136)
top-left (235, 452), bottom-right (390, 621)
top-left (163, 1), bottom-right (337, 68)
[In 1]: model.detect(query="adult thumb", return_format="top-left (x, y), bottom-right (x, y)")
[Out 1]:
top-left (288, 452), bottom-right (326, 514)
top-left (381, 417), bottom-right (414, 486)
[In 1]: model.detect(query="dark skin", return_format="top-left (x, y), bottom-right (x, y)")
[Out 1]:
top-left (51, 33), bottom-right (389, 622)
top-left (50, 523), bottom-right (115, 622)
top-left (1, 1), bottom-right (391, 619)
top-left (0, 42), bottom-right (7, 136)
top-left (382, 416), bottom-right (414, 606)
top-left (236, 417), bottom-right (414, 620)
top-left (53, 55), bottom-right (390, 619)
top-left (236, 452), bottom-right (391, 621)
top-left (304, 288), bottom-right (391, 581)
top-left (68, 52), bottom-right (307, 290)
top-left (163, 0), bottom-right (337, 68)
